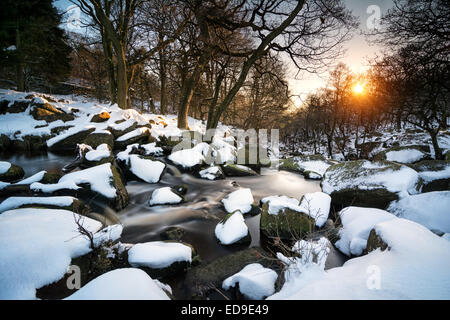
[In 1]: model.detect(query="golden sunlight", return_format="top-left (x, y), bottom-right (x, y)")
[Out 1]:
top-left (353, 83), bottom-right (365, 95)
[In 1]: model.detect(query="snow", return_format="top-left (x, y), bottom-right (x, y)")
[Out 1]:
top-left (222, 188), bottom-right (254, 214)
top-left (0, 208), bottom-right (102, 300)
top-left (31, 163), bottom-right (117, 199)
top-left (260, 193), bottom-right (330, 227)
top-left (168, 147), bottom-right (205, 168)
top-left (385, 149), bottom-right (425, 163)
top-left (199, 166), bottom-right (221, 180)
top-left (129, 155), bottom-right (165, 183)
top-left (128, 241), bottom-right (192, 269)
top-left (116, 143), bottom-right (139, 164)
top-left (269, 219), bottom-right (450, 299)
top-left (141, 142), bottom-right (164, 156)
top-left (0, 196), bottom-right (76, 213)
top-left (85, 144), bottom-right (111, 162)
top-left (222, 263), bottom-right (278, 300)
top-left (268, 238), bottom-right (330, 300)
top-left (65, 268), bottom-right (170, 300)
top-left (322, 160), bottom-right (421, 198)
top-left (148, 187), bottom-right (183, 206)
top-left (335, 206), bottom-right (397, 257)
top-left (298, 192), bottom-right (331, 227)
top-left (47, 125), bottom-right (95, 147)
top-left (116, 127), bottom-right (149, 142)
top-left (109, 119), bottom-right (137, 131)
top-left (261, 195), bottom-right (300, 215)
top-left (215, 211), bottom-right (249, 245)
top-left (15, 170), bottom-right (46, 185)
top-left (387, 191), bottom-right (450, 234)
top-left (418, 166), bottom-right (450, 183)
top-left (298, 160), bottom-right (332, 177)
top-left (0, 181), bottom-right (10, 190)
top-left (93, 224), bottom-right (123, 247)
top-left (0, 161), bottom-right (11, 174)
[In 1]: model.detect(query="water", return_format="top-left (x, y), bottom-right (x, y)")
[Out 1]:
top-left (1, 152), bottom-right (348, 298)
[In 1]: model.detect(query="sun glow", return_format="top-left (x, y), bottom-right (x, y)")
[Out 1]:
top-left (353, 83), bottom-right (365, 94)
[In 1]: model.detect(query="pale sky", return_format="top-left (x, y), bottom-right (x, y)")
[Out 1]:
top-left (289, 0), bottom-right (395, 105)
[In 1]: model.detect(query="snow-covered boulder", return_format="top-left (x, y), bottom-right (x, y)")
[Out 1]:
top-left (0, 161), bottom-right (24, 182)
top-left (273, 218), bottom-right (450, 300)
top-left (184, 247), bottom-right (270, 298)
top-left (387, 191), bottom-right (450, 234)
top-left (335, 206), bottom-right (396, 256)
top-left (0, 196), bottom-right (87, 213)
top-left (107, 119), bottom-right (138, 138)
top-left (199, 166), bottom-right (225, 180)
top-left (222, 163), bottom-right (258, 177)
top-left (128, 154), bottom-right (165, 183)
top-left (221, 188), bottom-right (256, 214)
top-left (0, 208), bottom-right (103, 299)
top-left (269, 218), bottom-right (450, 299)
top-left (30, 163), bottom-right (129, 210)
top-left (215, 211), bottom-right (251, 245)
top-left (148, 187), bottom-right (185, 206)
top-left (373, 145), bottom-right (431, 164)
top-left (65, 268), bottom-right (170, 300)
top-left (222, 263), bottom-right (278, 300)
top-left (115, 127), bottom-right (151, 150)
top-left (410, 160), bottom-right (450, 192)
top-left (259, 193), bottom-right (330, 240)
top-left (168, 143), bottom-right (210, 171)
top-left (47, 126), bottom-right (96, 152)
top-left (82, 131), bottom-right (114, 149)
top-left (321, 160), bottom-right (422, 209)
top-left (279, 155), bottom-right (336, 179)
top-left (128, 241), bottom-right (196, 277)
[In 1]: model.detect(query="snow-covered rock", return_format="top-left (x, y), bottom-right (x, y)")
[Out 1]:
top-left (298, 192), bottom-right (331, 228)
top-left (0, 196), bottom-right (84, 213)
top-left (335, 206), bottom-right (397, 256)
top-left (222, 188), bottom-right (254, 214)
top-left (85, 143), bottom-right (112, 162)
top-left (168, 145), bottom-right (205, 169)
top-left (148, 187), bottom-right (184, 206)
top-left (65, 268), bottom-right (170, 300)
top-left (199, 166), bottom-right (225, 180)
top-left (373, 145), bottom-right (430, 164)
top-left (0, 161), bottom-right (24, 182)
top-left (280, 155), bottom-right (335, 179)
top-left (387, 191), bottom-right (450, 234)
top-left (222, 263), bottom-right (278, 300)
top-left (410, 160), bottom-right (450, 192)
top-left (30, 163), bottom-right (129, 210)
top-left (322, 160), bottom-right (422, 208)
top-left (128, 241), bottom-right (192, 269)
top-left (269, 218), bottom-right (450, 300)
top-left (128, 154), bottom-right (165, 183)
top-left (0, 208), bottom-right (102, 299)
top-left (215, 211), bottom-right (250, 245)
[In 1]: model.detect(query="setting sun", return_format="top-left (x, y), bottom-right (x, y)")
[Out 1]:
top-left (353, 83), bottom-right (365, 94)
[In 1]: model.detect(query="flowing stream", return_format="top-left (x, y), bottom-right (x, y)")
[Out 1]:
top-left (2, 151), bottom-right (348, 298)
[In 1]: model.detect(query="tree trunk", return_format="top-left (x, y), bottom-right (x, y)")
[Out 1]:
top-left (116, 47), bottom-right (128, 109)
top-left (15, 25), bottom-right (25, 92)
top-left (429, 130), bottom-right (443, 160)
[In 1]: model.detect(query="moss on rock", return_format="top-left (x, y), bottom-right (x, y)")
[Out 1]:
top-left (0, 163), bottom-right (25, 182)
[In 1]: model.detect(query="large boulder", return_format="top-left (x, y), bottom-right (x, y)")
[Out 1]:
top-left (90, 111), bottom-right (110, 123)
top-left (221, 163), bottom-right (258, 177)
top-left (321, 160), bottom-right (422, 209)
top-left (0, 99), bottom-right (29, 114)
top-left (83, 131), bottom-right (114, 149)
top-left (47, 127), bottom-right (96, 152)
top-left (279, 155), bottom-right (336, 179)
top-left (107, 119), bottom-right (138, 138)
top-left (408, 160), bottom-right (450, 192)
top-left (0, 196), bottom-right (88, 214)
top-left (259, 199), bottom-right (316, 240)
top-left (184, 247), bottom-right (273, 298)
top-left (11, 134), bottom-right (50, 152)
top-left (0, 161), bottom-right (24, 182)
top-left (372, 145), bottom-right (431, 164)
top-left (115, 127), bottom-right (152, 150)
top-left (127, 241), bottom-right (200, 278)
top-left (30, 98), bottom-right (74, 122)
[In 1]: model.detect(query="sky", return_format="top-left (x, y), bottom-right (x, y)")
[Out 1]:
top-left (55, 0), bottom-right (395, 107)
top-left (288, 0), bottom-right (395, 105)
